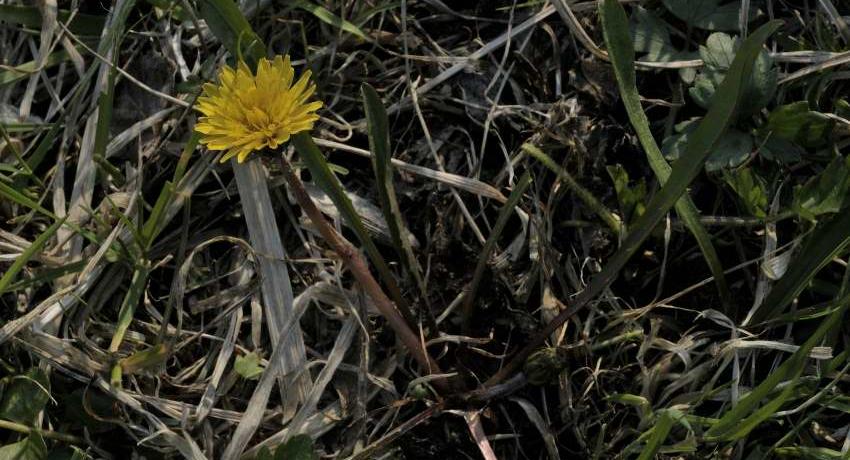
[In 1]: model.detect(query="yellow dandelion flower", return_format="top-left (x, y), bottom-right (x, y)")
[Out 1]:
top-left (195, 55), bottom-right (322, 163)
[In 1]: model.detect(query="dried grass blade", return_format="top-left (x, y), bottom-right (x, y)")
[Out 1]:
top-left (220, 288), bottom-right (312, 460)
top-left (313, 138), bottom-right (506, 201)
top-left (233, 161), bottom-right (309, 396)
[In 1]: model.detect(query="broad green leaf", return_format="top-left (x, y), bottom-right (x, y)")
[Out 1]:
top-left (689, 33), bottom-right (777, 115)
top-left (764, 101), bottom-right (836, 148)
top-left (62, 389), bottom-right (116, 434)
top-left (0, 5), bottom-right (105, 35)
top-left (234, 352), bottom-right (265, 380)
top-left (705, 130), bottom-right (754, 171)
top-left (0, 434), bottom-right (47, 460)
top-left (197, 0), bottom-right (266, 66)
top-left (663, 119), bottom-right (754, 171)
top-left (793, 155), bottom-right (850, 220)
top-left (630, 6), bottom-right (675, 61)
top-left (723, 168), bottom-right (767, 217)
top-left (760, 134), bottom-right (804, 164)
top-left (662, 0), bottom-right (753, 31)
top-left (0, 369), bottom-right (50, 425)
top-left (273, 435), bottom-right (318, 460)
top-left (254, 447), bottom-right (274, 460)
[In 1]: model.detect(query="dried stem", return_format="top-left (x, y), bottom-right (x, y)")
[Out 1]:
top-left (277, 155), bottom-right (449, 393)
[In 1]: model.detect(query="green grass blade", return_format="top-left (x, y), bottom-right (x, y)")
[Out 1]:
top-left (638, 410), bottom-right (676, 460)
top-left (292, 132), bottom-right (417, 327)
top-left (0, 216), bottom-right (67, 295)
top-left (361, 83), bottom-right (426, 298)
top-left (705, 297), bottom-right (849, 441)
top-left (109, 264), bottom-right (150, 352)
top-left (0, 180), bottom-right (103, 247)
top-left (141, 181), bottom-right (175, 249)
top-left (599, 0), bottom-right (731, 307)
top-left (0, 5), bottom-right (106, 35)
top-left (751, 210), bottom-right (850, 323)
top-left (0, 49), bottom-right (72, 87)
top-left (196, 0), bottom-right (266, 66)
top-left (522, 143), bottom-right (623, 237)
top-left (291, 0), bottom-right (370, 41)
top-left (0, 180), bottom-right (54, 217)
top-left (23, 117), bottom-right (62, 174)
top-left (3, 260), bottom-right (87, 293)
top-left (461, 171), bottom-right (532, 333)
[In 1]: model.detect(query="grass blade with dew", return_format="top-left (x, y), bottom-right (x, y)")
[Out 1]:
top-left (361, 83), bottom-right (428, 301)
top-left (599, 0), bottom-right (732, 308)
top-left (486, 14), bottom-right (783, 386)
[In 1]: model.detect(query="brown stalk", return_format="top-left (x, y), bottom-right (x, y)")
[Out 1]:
top-left (277, 155), bottom-right (449, 394)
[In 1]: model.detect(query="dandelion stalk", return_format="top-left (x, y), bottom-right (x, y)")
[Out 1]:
top-left (194, 56), bottom-right (320, 400)
top-left (277, 145), bottom-right (449, 393)
top-left (194, 55), bottom-right (447, 393)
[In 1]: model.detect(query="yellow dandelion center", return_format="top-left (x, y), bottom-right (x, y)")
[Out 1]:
top-left (195, 55), bottom-right (322, 163)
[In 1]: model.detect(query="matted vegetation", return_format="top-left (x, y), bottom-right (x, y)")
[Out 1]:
top-left (2, 0), bottom-right (850, 458)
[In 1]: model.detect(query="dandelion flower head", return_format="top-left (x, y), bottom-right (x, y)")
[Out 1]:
top-left (195, 55), bottom-right (322, 163)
